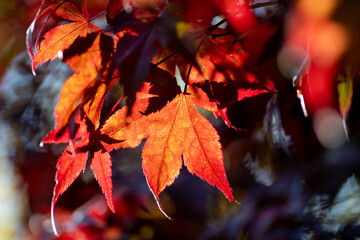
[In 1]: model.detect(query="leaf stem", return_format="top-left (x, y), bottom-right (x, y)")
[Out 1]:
top-left (51, 197), bottom-right (59, 236)
top-left (101, 96), bottom-right (124, 127)
top-left (153, 52), bottom-right (176, 68)
top-left (208, 18), bottom-right (227, 33)
top-left (212, 31), bottom-right (231, 39)
top-left (183, 38), bottom-right (204, 93)
top-left (109, 96), bottom-right (124, 116)
top-left (183, 63), bottom-right (193, 94)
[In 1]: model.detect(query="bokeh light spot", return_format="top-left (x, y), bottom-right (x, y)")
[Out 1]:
top-left (313, 108), bottom-right (347, 149)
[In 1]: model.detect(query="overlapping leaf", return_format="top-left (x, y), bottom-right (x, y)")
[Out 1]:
top-left (101, 69), bottom-right (236, 212)
top-left (188, 80), bottom-right (270, 129)
top-left (106, 22), bottom-right (168, 108)
top-left (52, 113), bottom-right (123, 220)
top-left (43, 31), bottom-right (119, 230)
top-left (101, 67), bottom-right (182, 150)
top-left (43, 32), bottom-right (115, 143)
top-left (32, 1), bottom-right (101, 71)
top-left (32, 0), bottom-right (281, 227)
top-left (157, 28), bottom-right (260, 86)
top-left (154, 25), bottom-right (274, 128)
top-left (105, 5), bottom-right (198, 110)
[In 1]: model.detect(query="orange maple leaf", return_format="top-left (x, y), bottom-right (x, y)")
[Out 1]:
top-left (142, 93), bottom-right (234, 201)
top-left (43, 32), bottom-right (115, 142)
top-left (99, 67), bottom-right (273, 215)
top-left (32, 1), bottom-right (101, 71)
top-left (101, 90), bottom-right (235, 216)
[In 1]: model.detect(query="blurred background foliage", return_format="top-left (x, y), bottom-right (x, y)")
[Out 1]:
top-left (1, 0), bottom-right (360, 239)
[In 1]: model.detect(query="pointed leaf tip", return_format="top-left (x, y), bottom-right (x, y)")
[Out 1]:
top-left (146, 176), bottom-right (173, 220)
top-left (141, 94), bottom-right (235, 216)
top-left (91, 150), bottom-right (115, 212)
top-left (51, 196), bottom-right (59, 236)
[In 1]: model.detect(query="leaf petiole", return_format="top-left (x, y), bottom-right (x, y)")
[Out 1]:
top-left (153, 52), bottom-right (176, 68)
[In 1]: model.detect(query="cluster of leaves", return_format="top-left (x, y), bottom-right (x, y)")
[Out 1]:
top-left (27, 0), bottom-right (276, 232)
top-left (0, 0), bottom-right (356, 238)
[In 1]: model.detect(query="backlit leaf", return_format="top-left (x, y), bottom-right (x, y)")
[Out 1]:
top-left (143, 94), bottom-right (234, 201)
top-left (157, 29), bottom-right (261, 87)
top-left (43, 33), bottom-right (115, 142)
top-left (101, 84), bottom-right (235, 211)
top-left (52, 137), bottom-right (88, 207)
top-left (90, 150), bottom-right (115, 212)
top-left (32, 1), bottom-right (101, 71)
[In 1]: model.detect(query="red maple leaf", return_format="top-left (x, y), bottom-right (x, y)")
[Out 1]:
top-left (156, 26), bottom-right (262, 87)
top-left (45, 67), bottom-right (179, 232)
top-left (188, 80), bottom-right (270, 129)
top-left (49, 111), bottom-right (123, 235)
top-left (33, 1), bottom-right (280, 233)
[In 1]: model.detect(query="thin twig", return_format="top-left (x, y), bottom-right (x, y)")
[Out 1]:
top-left (208, 18), bottom-right (227, 33)
top-left (233, 4), bottom-right (284, 43)
top-left (212, 31), bottom-right (231, 39)
top-left (250, 0), bottom-right (283, 9)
